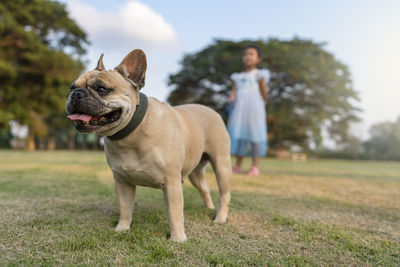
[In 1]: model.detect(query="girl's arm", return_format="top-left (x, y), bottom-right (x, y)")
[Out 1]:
top-left (259, 78), bottom-right (268, 101)
top-left (229, 82), bottom-right (237, 102)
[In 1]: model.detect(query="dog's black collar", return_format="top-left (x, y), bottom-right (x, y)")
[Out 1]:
top-left (107, 92), bottom-right (148, 141)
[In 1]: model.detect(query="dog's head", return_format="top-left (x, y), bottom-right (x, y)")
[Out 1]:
top-left (66, 49), bottom-right (147, 136)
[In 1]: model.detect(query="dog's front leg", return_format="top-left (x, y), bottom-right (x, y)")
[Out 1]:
top-left (163, 180), bottom-right (187, 242)
top-left (114, 176), bottom-right (136, 232)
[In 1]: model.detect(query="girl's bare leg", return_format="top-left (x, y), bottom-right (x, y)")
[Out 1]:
top-left (235, 155), bottom-right (244, 167)
top-left (251, 157), bottom-right (259, 168)
top-left (252, 143), bottom-right (260, 167)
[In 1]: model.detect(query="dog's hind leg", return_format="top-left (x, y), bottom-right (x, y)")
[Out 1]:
top-left (188, 159), bottom-right (214, 209)
top-left (208, 151), bottom-right (231, 224)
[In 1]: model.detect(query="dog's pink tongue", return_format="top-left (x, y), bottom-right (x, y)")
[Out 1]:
top-left (67, 114), bottom-right (92, 122)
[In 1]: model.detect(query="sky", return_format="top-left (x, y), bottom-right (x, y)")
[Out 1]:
top-left (63, 0), bottom-right (400, 139)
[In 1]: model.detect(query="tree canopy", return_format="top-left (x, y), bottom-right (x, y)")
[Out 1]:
top-left (167, 38), bottom-right (361, 151)
top-left (0, 0), bottom-right (89, 137)
top-left (364, 117), bottom-right (400, 161)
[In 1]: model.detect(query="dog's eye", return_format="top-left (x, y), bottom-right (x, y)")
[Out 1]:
top-left (95, 87), bottom-right (112, 96)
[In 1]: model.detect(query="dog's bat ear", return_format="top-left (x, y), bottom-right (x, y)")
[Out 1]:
top-left (115, 49), bottom-right (147, 89)
top-left (95, 53), bottom-right (105, 71)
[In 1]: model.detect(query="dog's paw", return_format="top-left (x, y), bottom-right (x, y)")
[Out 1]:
top-left (115, 221), bottom-right (131, 232)
top-left (169, 233), bottom-right (187, 242)
top-left (213, 216), bottom-right (227, 224)
top-left (205, 202), bottom-right (215, 210)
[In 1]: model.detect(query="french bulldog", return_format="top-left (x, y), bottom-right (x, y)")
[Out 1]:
top-left (65, 49), bottom-right (231, 242)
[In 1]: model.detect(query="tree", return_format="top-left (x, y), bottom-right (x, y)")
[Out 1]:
top-left (364, 117), bottom-right (400, 161)
top-left (0, 0), bottom-right (88, 145)
top-left (167, 38), bottom-right (361, 151)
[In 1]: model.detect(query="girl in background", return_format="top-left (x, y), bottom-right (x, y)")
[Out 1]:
top-left (227, 45), bottom-right (270, 175)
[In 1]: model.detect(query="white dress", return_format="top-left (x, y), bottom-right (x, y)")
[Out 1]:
top-left (227, 69), bottom-right (270, 157)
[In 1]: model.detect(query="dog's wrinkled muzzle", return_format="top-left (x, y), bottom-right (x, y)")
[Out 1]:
top-left (66, 88), bottom-right (107, 116)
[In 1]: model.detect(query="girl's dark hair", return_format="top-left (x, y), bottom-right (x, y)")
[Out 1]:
top-left (244, 44), bottom-right (262, 58)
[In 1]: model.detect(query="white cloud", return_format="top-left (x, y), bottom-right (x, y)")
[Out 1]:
top-left (67, 0), bottom-right (177, 48)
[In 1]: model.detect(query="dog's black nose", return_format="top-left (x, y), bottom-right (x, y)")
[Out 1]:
top-left (74, 88), bottom-right (88, 99)
top-left (70, 88), bottom-right (88, 104)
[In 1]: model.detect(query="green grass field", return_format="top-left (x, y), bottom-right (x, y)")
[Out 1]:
top-left (0, 150), bottom-right (399, 266)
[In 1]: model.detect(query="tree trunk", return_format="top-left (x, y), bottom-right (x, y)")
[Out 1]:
top-left (26, 136), bottom-right (35, 151)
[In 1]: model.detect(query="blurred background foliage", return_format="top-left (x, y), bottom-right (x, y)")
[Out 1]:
top-left (0, 0), bottom-right (89, 149)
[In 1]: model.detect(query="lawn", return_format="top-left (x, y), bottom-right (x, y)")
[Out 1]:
top-left (0, 150), bottom-right (399, 266)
